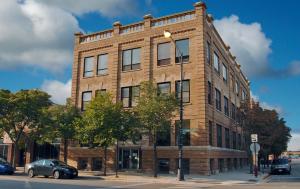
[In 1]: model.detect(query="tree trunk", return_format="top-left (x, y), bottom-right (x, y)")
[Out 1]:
top-left (104, 146), bottom-right (107, 176)
top-left (153, 134), bottom-right (157, 178)
top-left (64, 138), bottom-right (68, 164)
top-left (12, 143), bottom-right (18, 168)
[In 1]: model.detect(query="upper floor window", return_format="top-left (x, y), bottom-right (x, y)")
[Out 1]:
top-left (175, 39), bottom-right (189, 63)
top-left (82, 91), bottom-right (92, 111)
top-left (175, 120), bottom-right (190, 146)
top-left (231, 74), bottom-right (235, 92)
top-left (209, 121), bottom-right (213, 146)
top-left (97, 54), bottom-right (108, 75)
top-left (242, 89), bottom-right (247, 101)
top-left (237, 133), bottom-right (241, 150)
top-left (208, 81), bottom-right (212, 105)
top-left (122, 48), bottom-right (141, 71)
top-left (225, 128), bottom-right (230, 148)
top-left (215, 88), bottom-right (221, 111)
top-left (217, 124), bottom-right (222, 147)
top-left (157, 82), bottom-right (171, 96)
top-left (224, 96), bottom-right (229, 116)
top-left (121, 86), bottom-right (140, 107)
top-left (222, 63), bottom-right (228, 82)
top-left (206, 41), bottom-right (211, 64)
top-left (235, 81), bottom-right (240, 95)
top-left (83, 57), bottom-right (94, 77)
top-left (156, 125), bottom-right (171, 146)
top-left (232, 131), bottom-right (237, 149)
top-left (157, 42), bottom-right (171, 66)
top-left (176, 80), bottom-right (190, 103)
top-left (231, 103), bottom-right (236, 120)
top-left (213, 52), bottom-right (220, 74)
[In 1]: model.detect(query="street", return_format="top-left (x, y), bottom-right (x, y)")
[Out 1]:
top-left (0, 159), bottom-right (300, 189)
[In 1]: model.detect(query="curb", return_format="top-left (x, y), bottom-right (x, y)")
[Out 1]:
top-left (262, 173), bottom-right (271, 180)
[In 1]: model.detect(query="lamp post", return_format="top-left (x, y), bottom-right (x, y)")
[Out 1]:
top-left (164, 30), bottom-right (184, 181)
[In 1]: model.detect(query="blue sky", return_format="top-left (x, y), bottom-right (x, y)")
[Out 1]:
top-left (0, 0), bottom-right (299, 149)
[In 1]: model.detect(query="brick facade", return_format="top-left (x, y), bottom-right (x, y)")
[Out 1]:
top-left (69, 2), bottom-right (250, 175)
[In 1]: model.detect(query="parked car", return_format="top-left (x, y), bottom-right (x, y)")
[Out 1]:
top-left (26, 159), bottom-right (78, 179)
top-left (0, 158), bottom-right (14, 175)
top-left (270, 158), bottom-right (291, 174)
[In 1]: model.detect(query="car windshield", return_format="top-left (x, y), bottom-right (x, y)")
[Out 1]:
top-left (272, 159), bottom-right (289, 165)
top-left (52, 160), bottom-right (67, 166)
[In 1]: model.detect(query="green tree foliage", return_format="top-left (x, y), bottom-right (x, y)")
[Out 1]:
top-left (0, 89), bottom-right (51, 167)
top-left (244, 102), bottom-right (291, 158)
top-left (134, 81), bottom-right (178, 177)
top-left (75, 93), bottom-right (137, 176)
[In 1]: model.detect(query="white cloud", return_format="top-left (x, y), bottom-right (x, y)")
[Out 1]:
top-left (251, 91), bottom-right (283, 114)
top-left (288, 132), bottom-right (300, 151)
top-left (37, 0), bottom-right (141, 17)
top-left (214, 15), bottom-right (272, 77)
top-left (0, 0), bottom-right (79, 73)
top-left (41, 79), bottom-right (72, 105)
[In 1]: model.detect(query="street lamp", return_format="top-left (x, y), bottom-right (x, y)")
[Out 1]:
top-left (164, 30), bottom-right (184, 181)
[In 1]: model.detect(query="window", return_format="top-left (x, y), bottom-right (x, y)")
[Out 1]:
top-left (215, 88), bottom-right (221, 111)
top-left (208, 81), bottom-right (212, 105)
top-left (83, 57), bottom-right (94, 77)
top-left (225, 128), bottom-right (230, 148)
top-left (237, 134), bottom-right (241, 150)
top-left (156, 125), bottom-right (170, 146)
top-left (206, 41), bottom-right (211, 64)
top-left (176, 80), bottom-right (190, 103)
top-left (175, 39), bottom-right (189, 63)
top-left (121, 86), bottom-right (140, 107)
top-left (231, 103), bottom-right (236, 120)
top-left (158, 158), bottom-right (170, 173)
top-left (222, 63), bottom-right (228, 82)
top-left (97, 54), bottom-right (108, 75)
top-left (232, 131), bottom-right (237, 149)
top-left (242, 89), bottom-right (247, 101)
top-left (213, 52), bottom-right (220, 73)
top-left (175, 120), bottom-right (190, 146)
top-left (224, 96), bottom-right (229, 116)
top-left (209, 121), bottom-right (213, 146)
top-left (231, 74), bottom-right (235, 92)
top-left (158, 42), bottom-right (171, 66)
top-left (217, 124), bottom-right (222, 147)
top-left (235, 81), bottom-right (239, 95)
top-left (82, 91), bottom-right (92, 111)
top-left (96, 89), bottom-right (106, 97)
top-left (92, 157), bottom-right (102, 171)
top-left (157, 82), bottom-right (171, 96)
top-left (122, 48), bottom-right (141, 71)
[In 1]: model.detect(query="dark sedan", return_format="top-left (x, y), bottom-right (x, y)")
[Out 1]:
top-left (271, 158), bottom-right (291, 174)
top-left (26, 159), bottom-right (78, 179)
top-left (0, 158), bottom-right (14, 175)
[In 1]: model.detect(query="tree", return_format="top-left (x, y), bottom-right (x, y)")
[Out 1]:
top-left (76, 93), bottom-right (125, 176)
top-left (244, 101), bottom-right (291, 160)
top-left (0, 89), bottom-right (51, 167)
top-left (134, 81), bottom-right (178, 177)
top-left (35, 99), bottom-right (81, 163)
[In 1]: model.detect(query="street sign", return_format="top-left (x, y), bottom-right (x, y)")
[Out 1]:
top-left (251, 134), bottom-right (258, 142)
top-left (250, 143), bottom-right (260, 152)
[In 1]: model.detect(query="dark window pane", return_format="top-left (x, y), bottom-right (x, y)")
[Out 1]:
top-left (175, 120), bottom-right (190, 146)
top-left (209, 121), bottom-right (213, 146)
top-left (176, 80), bottom-right (190, 103)
top-left (213, 53), bottom-right (219, 73)
top-left (208, 81), bottom-right (212, 105)
top-left (217, 124), bottom-right (222, 147)
top-left (175, 39), bottom-right (189, 63)
top-left (156, 126), bottom-right (171, 146)
top-left (84, 57), bottom-right (94, 77)
top-left (225, 128), bottom-right (230, 148)
top-left (158, 158), bottom-right (170, 173)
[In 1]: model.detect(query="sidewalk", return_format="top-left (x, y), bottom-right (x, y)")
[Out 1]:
top-left (78, 166), bottom-right (270, 185)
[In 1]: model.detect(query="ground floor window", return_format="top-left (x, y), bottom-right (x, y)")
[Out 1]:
top-left (158, 158), bottom-right (170, 173)
top-left (227, 158), bottom-right (231, 171)
top-left (176, 158), bottom-right (190, 174)
top-left (0, 144), bottom-right (8, 160)
top-left (118, 148), bottom-right (140, 170)
top-left (240, 158), bottom-right (243, 168)
top-left (218, 158), bottom-right (224, 172)
top-left (210, 159), bottom-right (214, 174)
top-left (92, 157), bottom-right (102, 171)
top-left (78, 158), bottom-right (88, 170)
top-left (234, 158), bottom-right (238, 169)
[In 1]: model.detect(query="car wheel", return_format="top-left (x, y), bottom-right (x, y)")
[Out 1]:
top-left (53, 171), bottom-right (60, 179)
top-left (28, 169), bottom-right (35, 178)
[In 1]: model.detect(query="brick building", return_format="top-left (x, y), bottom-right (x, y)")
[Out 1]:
top-left (68, 2), bottom-right (250, 175)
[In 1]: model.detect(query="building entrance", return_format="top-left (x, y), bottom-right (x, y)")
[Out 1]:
top-left (119, 148), bottom-right (140, 170)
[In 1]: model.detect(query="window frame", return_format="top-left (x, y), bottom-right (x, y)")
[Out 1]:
top-left (157, 82), bottom-right (171, 96)
top-left (122, 48), bottom-right (141, 71)
top-left (217, 124), bottom-right (223, 148)
top-left (97, 53), bottom-right (108, 75)
top-left (208, 81), bottom-right (212, 105)
top-left (83, 56), bottom-right (94, 78)
top-left (121, 86), bottom-right (140, 108)
top-left (175, 80), bottom-right (190, 103)
top-left (209, 121), bottom-right (213, 146)
top-left (213, 52), bottom-right (220, 74)
top-left (175, 120), bottom-right (191, 146)
top-left (215, 88), bottom-right (221, 111)
top-left (175, 38), bottom-right (190, 63)
top-left (222, 63), bottom-right (228, 82)
top-left (206, 41), bottom-right (211, 65)
top-left (81, 91), bottom-right (92, 111)
top-left (157, 42), bottom-right (171, 66)
top-left (224, 96), bottom-right (229, 116)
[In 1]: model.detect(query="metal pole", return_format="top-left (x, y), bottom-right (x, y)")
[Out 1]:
top-left (254, 142), bottom-right (257, 177)
top-left (177, 52), bottom-right (184, 181)
top-left (115, 140), bottom-right (119, 178)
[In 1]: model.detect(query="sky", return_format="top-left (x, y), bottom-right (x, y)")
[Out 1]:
top-left (0, 0), bottom-right (299, 150)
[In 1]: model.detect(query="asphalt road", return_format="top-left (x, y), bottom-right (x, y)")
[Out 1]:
top-left (0, 159), bottom-right (299, 189)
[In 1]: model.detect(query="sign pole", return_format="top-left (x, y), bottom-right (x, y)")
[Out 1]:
top-left (254, 142), bottom-right (257, 177)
